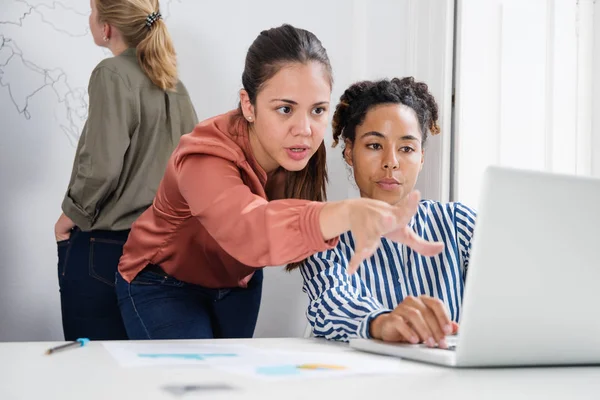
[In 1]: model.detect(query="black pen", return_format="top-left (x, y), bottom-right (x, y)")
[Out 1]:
top-left (45, 338), bottom-right (90, 355)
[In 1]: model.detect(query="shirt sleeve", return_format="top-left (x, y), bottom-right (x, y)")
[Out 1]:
top-left (61, 66), bottom-right (136, 230)
top-left (177, 154), bottom-right (338, 267)
top-left (454, 202), bottom-right (477, 279)
top-left (174, 82), bottom-right (199, 135)
top-left (300, 244), bottom-right (392, 342)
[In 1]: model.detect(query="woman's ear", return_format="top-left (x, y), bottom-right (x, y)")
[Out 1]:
top-left (239, 89), bottom-right (255, 121)
top-left (343, 139), bottom-right (354, 167)
top-left (419, 148), bottom-right (425, 171)
top-left (103, 23), bottom-right (111, 40)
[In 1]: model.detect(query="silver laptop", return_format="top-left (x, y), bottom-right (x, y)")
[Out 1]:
top-left (350, 166), bottom-right (600, 367)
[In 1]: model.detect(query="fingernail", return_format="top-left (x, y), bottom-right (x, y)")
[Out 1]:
top-left (444, 324), bottom-right (453, 335)
top-left (439, 338), bottom-right (448, 349)
top-left (426, 338), bottom-right (435, 347)
top-left (410, 336), bottom-right (419, 344)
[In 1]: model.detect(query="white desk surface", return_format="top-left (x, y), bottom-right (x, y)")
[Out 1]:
top-left (1, 338), bottom-right (599, 400)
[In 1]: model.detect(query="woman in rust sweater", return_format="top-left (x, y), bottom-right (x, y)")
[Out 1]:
top-left (116, 24), bottom-right (444, 340)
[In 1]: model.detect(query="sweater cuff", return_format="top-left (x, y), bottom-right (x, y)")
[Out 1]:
top-left (357, 308), bottom-right (393, 339)
top-left (300, 202), bottom-right (339, 252)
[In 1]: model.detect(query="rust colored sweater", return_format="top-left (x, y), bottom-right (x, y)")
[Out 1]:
top-left (118, 111), bottom-right (338, 288)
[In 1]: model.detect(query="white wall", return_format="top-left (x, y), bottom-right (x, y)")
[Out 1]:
top-left (454, 0), bottom-right (595, 207)
top-left (0, 0), bottom-right (454, 341)
top-left (594, 0), bottom-right (600, 178)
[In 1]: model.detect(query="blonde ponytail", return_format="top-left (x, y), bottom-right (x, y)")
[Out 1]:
top-left (136, 19), bottom-right (177, 90)
top-left (95, 0), bottom-right (178, 91)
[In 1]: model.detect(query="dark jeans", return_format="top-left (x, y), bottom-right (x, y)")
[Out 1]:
top-left (115, 266), bottom-right (263, 340)
top-left (57, 228), bottom-right (129, 341)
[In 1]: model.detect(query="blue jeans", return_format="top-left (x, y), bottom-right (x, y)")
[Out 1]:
top-left (57, 228), bottom-right (129, 341)
top-left (115, 266), bottom-right (263, 339)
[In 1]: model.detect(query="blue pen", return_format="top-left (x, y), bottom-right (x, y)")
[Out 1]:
top-left (45, 338), bottom-right (90, 355)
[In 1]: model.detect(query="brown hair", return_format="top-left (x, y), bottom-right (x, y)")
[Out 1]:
top-left (95, 0), bottom-right (177, 90)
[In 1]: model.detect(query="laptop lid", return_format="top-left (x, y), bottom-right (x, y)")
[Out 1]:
top-left (455, 166), bottom-right (600, 366)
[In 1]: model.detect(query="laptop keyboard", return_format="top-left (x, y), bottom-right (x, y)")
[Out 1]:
top-left (412, 343), bottom-right (456, 351)
top-left (415, 343), bottom-right (456, 351)
top-left (440, 336), bottom-right (458, 351)
top-left (411, 336), bottom-right (457, 350)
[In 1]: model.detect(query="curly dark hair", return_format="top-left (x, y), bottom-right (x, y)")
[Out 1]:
top-left (332, 77), bottom-right (440, 151)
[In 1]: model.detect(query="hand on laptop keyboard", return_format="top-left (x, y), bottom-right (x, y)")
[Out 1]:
top-left (369, 295), bottom-right (458, 349)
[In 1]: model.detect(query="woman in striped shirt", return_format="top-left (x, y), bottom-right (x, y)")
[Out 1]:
top-left (300, 77), bottom-right (477, 348)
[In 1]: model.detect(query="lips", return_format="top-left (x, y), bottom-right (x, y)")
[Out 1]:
top-left (378, 178), bottom-right (400, 185)
top-left (287, 146), bottom-right (309, 151)
top-left (285, 145), bottom-right (310, 161)
top-left (376, 178), bottom-right (401, 191)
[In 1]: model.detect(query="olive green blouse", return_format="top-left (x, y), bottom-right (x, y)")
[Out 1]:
top-left (62, 48), bottom-right (198, 231)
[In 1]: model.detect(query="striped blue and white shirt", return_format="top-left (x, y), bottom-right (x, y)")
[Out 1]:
top-left (300, 200), bottom-right (477, 342)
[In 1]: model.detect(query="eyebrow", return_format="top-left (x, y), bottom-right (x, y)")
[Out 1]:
top-left (269, 99), bottom-right (329, 106)
top-left (361, 131), bottom-right (420, 141)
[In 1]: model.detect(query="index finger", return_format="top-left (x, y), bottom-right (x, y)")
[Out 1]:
top-left (421, 296), bottom-right (453, 335)
top-left (393, 190), bottom-right (421, 225)
top-left (402, 229), bottom-right (445, 257)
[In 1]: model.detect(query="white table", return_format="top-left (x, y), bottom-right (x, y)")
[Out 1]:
top-left (1, 338), bottom-right (599, 399)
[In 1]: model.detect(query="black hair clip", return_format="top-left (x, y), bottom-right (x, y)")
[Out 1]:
top-left (145, 11), bottom-right (162, 29)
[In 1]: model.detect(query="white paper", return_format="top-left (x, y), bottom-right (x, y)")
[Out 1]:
top-left (102, 342), bottom-right (433, 380)
top-left (102, 342), bottom-right (264, 367)
top-left (214, 350), bottom-right (434, 381)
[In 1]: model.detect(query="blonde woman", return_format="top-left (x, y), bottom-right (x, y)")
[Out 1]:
top-left (54, 0), bottom-right (198, 340)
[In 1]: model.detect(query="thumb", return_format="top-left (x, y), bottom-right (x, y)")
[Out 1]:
top-left (393, 190), bottom-right (421, 225)
top-left (401, 190), bottom-right (420, 211)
